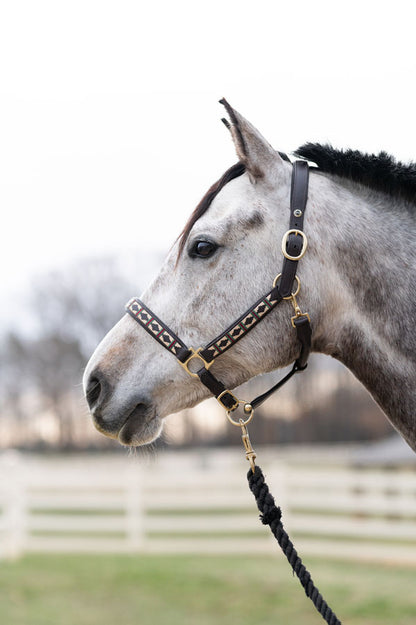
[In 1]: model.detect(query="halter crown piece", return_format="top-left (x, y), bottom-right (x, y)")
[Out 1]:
top-left (126, 157), bottom-right (312, 460)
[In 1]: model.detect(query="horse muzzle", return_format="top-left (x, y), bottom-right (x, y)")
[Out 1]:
top-left (84, 368), bottom-right (161, 446)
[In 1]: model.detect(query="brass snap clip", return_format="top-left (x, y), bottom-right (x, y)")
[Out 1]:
top-left (226, 403), bottom-right (256, 473)
top-left (273, 273), bottom-right (310, 328)
top-left (289, 292), bottom-right (310, 328)
top-left (240, 420), bottom-right (257, 473)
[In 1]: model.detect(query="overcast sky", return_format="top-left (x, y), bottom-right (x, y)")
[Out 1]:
top-left (1, 0), bottom-right (414, 325)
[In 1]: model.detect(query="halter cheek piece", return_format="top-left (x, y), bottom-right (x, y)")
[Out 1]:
top-left (126, 159), bottom-right (312, 416)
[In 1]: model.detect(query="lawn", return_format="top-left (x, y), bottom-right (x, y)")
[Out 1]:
top-left (0, 553), bottom-right (415, 625)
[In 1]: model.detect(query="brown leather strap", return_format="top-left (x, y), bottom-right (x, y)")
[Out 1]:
top-left (293, 314), bottom-right (312, 369)
top-left (196, 368), bottom-right (238, 410)
top-left (200, 289), bottom-right (283, 363)
top-left (278, 160), bottom-right (309, 297)
top-left (249, 314), bottom-right (311, 410)
top-left (125, 299), bottom-right (192, 362)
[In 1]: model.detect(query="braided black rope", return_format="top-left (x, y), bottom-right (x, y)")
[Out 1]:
top-left (248, 465), bottom-right (342, 625)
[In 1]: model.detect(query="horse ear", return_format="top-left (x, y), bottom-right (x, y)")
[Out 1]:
top-left (219, 98), bottom-right (284, 183)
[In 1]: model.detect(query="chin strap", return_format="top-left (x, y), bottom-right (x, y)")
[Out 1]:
top-left (239, 303), bottom-right (312, 412)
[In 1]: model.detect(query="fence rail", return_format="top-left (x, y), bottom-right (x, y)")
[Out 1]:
top-left (1, 450), bottom-right (416, 563)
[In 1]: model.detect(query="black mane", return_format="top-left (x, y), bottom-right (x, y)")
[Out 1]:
top-left (295, 143), bottom-right (416, 206)
top-left (177, 144), bottom-right (415, 260)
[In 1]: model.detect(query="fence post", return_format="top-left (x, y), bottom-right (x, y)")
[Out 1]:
top-left (1, 450), bottom-right (26, 559)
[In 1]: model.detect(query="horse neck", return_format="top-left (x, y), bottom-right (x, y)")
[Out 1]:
top-left (310, 174), bottom-right (416, 450)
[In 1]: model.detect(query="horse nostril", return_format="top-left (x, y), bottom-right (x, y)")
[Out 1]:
top-left (86, 375), bottom-right (103, 410)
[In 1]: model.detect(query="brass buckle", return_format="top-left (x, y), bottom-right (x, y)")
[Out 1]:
top-left (217, 390), bottom-right (240, 412)
top-left (281, 229), bottom-right (308, 261)
top-left (179, 348), bottom-right (213, 378)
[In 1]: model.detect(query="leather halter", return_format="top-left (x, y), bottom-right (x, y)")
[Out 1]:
top-left (126, 159), bottom-right (312, 415)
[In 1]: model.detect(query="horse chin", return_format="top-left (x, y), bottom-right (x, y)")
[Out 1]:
top-left (117, 405), bottom-right (162, 447)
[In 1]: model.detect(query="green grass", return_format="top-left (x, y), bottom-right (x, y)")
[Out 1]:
top-left (0, 553), bottom-right (415, 625)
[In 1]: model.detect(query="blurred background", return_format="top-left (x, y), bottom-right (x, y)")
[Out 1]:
top-left (0, 1), bottom-right (415, 624)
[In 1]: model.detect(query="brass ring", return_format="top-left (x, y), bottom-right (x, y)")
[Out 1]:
top-left (226, 402), bottom-right (254, 426)
top-left (272, 273), bottom-right (301, 300)
top-left (179, 347), bottom-right (213, 379)
top-left (281, 229), bottom-right (308, 261)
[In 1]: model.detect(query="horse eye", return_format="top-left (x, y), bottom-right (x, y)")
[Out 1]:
top-left (189, 240), bottom-right (218, 259)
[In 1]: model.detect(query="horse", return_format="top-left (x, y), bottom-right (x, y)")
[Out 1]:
top-left (83, 99), bottom-right (416, 452)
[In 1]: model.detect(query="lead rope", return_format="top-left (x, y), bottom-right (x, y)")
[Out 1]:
top-left (248, 466), bottom-right (341, 625)
top-left (228, 412), bottom-right (342, 625)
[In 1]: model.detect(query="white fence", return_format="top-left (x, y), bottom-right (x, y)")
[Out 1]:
top-left (1, 449), bottom-right (416, 563)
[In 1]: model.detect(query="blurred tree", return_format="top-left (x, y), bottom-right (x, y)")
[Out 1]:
top-left (30, 256), bottom-right (137, 358)
top-left (27, 335), bottom-right (85, 447)
top-left (0, 255), bottom-right (141, 449)
top-left (0, 333), bottom-right (30, 439)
